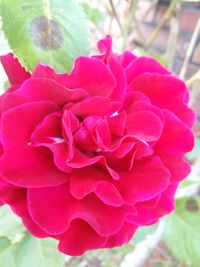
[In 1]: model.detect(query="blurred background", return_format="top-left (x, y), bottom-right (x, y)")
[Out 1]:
top-left (0, 0), bottom-right (200, 266)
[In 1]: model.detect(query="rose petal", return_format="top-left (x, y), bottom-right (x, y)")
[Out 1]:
top-left (0, 53), bottom-right (30, 85)
top-left (0, 146), bottom-right (69, 187)
top-left (1, 78), bottom-right (88, 113)
top-left (130, 73), bottom-right (195, 127)
top-left (126, 110), bottom-right (163, 142)
top-left (1, 101), bottom-right (58, 151)
top-left (65, 56), bottom-right (116, 97)
top-left (70, 96), bottom-right (121, 118)
top-left (125, 56), bottom-right (170, 84)
top-left (117, 156), bottom-right (170, 205)
top-left (28, 183), bottom-right (124, 236)
top-left (58, 219), bottom-right (108, 256)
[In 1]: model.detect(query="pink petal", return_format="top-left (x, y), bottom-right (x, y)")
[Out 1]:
top-left (32, 63), bottom-right (69, 86)
top-left (109, 57), bottom-right (126, 102)
top-left (1, 78), bottom-right (88, 113)
top-left (58, 219), bottom-right (108, 256)
top-left (128, 184), bottom-right (178, 225)
top-left (0, 53), bottom-right (30, 85)
top-left (96, 119), bottom-right (112, 148)
top-left (65, 56), bottom-right (116, 97)
top-left (123, 91), bottom-right (150, 113)
top-left (70, 96), bottom-right (121, 118)
top-left (105, 222), bottom-right (137, 248)
top-left (117, 156), bottom-right (170, 205)
top-left (28, 183), bottom-right (124, 236)
top-left (70, 167), bottom-right (107, 199)
top-left (1, 101), bottom-right (58, 151)
top-left (96, 35), bottom-right (112, 62)
top-left (62, 110), bottom-right (77, 161)
top-left (0, 183), bottom-right (28, 217)
top-left (67, 148), bottom-right (120, 180)
top-left (28, 183), bottom-right (74, 235)
top-left (118, 51), bottom-right (137, 68)
top-left (108, 111), bottom-right (127, 137)
top-left (130, 73), bottom-right (195, 127)
top-left (31, 112), bottom-right (62, 145)
top-left (95, 181), bottom-right (124, 207)
top-left (70, 167), bottom-right (123, 206)
top-left (125, 56), bottom-right (170, 84)
top-left (155, 110), bottom-right (194, 154)
top-left (22, 216), bottom-right (49, 238)
top-left (126, 110), bottom-right (163, 142)
top-left (0, 146), bottom-right (69, 187)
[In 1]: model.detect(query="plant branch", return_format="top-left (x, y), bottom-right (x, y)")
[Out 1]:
top-left (145, 0), bottom-right (177, 49)
top-left (186, 69), bottom-right (200, 87)
top-left (108, 0), bottom-right (124, 35)
top-left (120, 225), bottom-right (164, 267)
top-left (179, 18), bottom-right (200, 79)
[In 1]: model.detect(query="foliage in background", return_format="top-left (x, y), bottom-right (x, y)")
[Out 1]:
top-left (0, 0), bottom-right (89, 72)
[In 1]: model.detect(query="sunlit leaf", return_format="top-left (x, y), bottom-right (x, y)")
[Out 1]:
top-left (163, 197), bottom-right (200, 266)
top-left (15, 234), bottom-right (65, 267)
top-left (0, 0), bottom-right (89, 72)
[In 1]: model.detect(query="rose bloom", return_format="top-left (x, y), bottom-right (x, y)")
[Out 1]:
top-left (0, 37), bottom-right (195, 255)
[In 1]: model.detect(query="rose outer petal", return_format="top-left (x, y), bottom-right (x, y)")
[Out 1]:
top-left (58, 219), bottom-right (108, 256)
top-left (28, 183), bottom-right (124, 236)
top-left (1, 78), bottom-right (88, 113)
top-left (0, 53), bottom-right (30, 85)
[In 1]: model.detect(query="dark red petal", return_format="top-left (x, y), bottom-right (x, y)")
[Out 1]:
top-left (105, 222), bottom-right (137, 248)
top-left (58, 219), bottom-right (108, 256)
top-left (95, 181), bottom-right (124, 207)
top-left (22, 216), bottom-right (49, 238)
top-left (1, 101), bottom-right (58, 151)
top-left (28, 183), bottom-right (124, 236)
top-left (125, 56), bottom-right (170, 84)
top-left (67, 149), bottom-right (120, 180)
top-left (28, 183), bottom-right (74, 235)
top-left (128, 184), bottom-right (178, 225)
top-left (118, 51), bottom-right (137, 68)
top-left (32, 63), bottom-right (69, 86)
top-left (70, 96), bottom-right (121, 118)
top-left (108, 111), bottom-right (127, 137)
top-left (109, 57), bottom-right (127, 102)
top-left (95, 35), bottom-right (113, 62)
top-left (117, 156), bottom-right (170, 205)
top-left (70, 167), bottom-right (105, 199)
top-left (1, 78), bottom-right (88, 113)
top-left (155, 110), bottom-right (194, 154)
top-left (126, 110), bottom-right (163, 142)
top-left (0, 146), bottom-right (69, 187)
top-left (0, 183), bottom-right (28, 217)
top-left (65, 56), bottom-right (116, 97)
top-left (130, 73), bottom-right (195, 127)
top-left (0, 53), bottom-right (30, 85)
top-left (31, 112), bottom-right (62, 144)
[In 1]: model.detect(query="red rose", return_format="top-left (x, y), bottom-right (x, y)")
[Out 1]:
top-left (0, 36), bottom-right (195, 255)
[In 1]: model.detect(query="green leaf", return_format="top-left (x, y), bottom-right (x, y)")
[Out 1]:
top-left (0, 0), bottom-right (89, 72)
top-left (163, 197), bottom-right (200, 266)
top-left (81, 3), bottom-right (103, 25)
top-left (15, 234), bottom-right (65, 267)
top-left (0, 237), bottom-right (15, 267)
top-left (0, 206), bottom-right (25, 241)
top-left (132, 223), bottom-right (158, 245)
